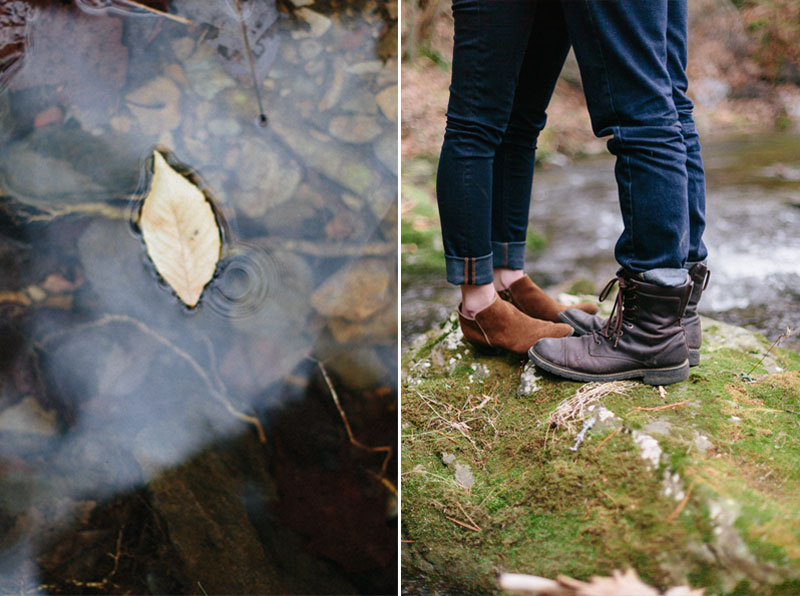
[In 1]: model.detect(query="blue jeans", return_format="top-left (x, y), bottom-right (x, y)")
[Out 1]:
top-left (436, 0), bottom-right (708, 286)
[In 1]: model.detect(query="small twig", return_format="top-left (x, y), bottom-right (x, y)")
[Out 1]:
top-left (253, 237), bottom-right (394, 257)
top-left (367, 469), bottom-right (397, 496)
top-left (105, 528), bottom-right (124, 578)
top-left (631, 401), bottom-right (687, 413)
top-left (747, 327), bottom-right (795, 376)
top-left (594, 426), bottom-right (622, 452)
top-left (308, 356), bottom-right (393, 476)
top-left (197, 581), bottom-right (210, 596)
top-left (116, 0), bottom-right (193, 24)
top-left (444, 514), bottom-right (480, 532)
top-left (234, 0), bottom-right (268, 124)
top-left (666, 483), bottom-right (694, 522)
top-left (456, 502), bottom-right (481, 531)
top-left (41, 314), bottom-right (266, 443)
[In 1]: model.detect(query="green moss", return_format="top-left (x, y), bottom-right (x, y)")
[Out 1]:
top-left (526, 229), bottom-right (547, 254)
top-left (401, 182), bottom-right (445, 276)
top-left (403, 316), bottom-right (800, 594)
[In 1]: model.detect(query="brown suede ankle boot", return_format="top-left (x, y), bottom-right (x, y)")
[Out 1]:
top-left (498, 275), bottom-right (598, 323)
top-left (529, 272), bottom-right (693, 385)
top-left (458, 296), bottom-right (573, 355)
top-left (559, 263), bottom-right (710, 367)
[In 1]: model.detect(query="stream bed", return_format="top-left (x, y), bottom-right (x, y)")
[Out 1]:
top-left (0, 0), bottom-right (398, 593)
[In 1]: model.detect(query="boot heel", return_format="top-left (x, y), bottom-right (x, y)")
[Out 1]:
top-left (689, 349), bottom-right (700, 367)
top-left (467, 341), bottom-right (504, 356)
top-left (642, 362), bottom-right (689, 386)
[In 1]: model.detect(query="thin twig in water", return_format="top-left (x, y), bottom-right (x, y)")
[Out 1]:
top-left (233, 0), bottom-right (268, 124)
top-left (197, 581), bottom-right (209, 596)
top-left (40, 314), bottom-right (267, 443)
top-left (747, 327), bottom-right (795, 377)
top-left (308, 356), bottom-right (393, 476)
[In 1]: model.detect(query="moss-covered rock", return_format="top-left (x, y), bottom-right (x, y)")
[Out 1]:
top-left (402, 309), bottom-right (800, 595)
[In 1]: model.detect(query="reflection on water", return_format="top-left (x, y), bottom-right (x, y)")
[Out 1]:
top-left (402, 134), bottom-right (800, 353)
top-left (0, 0), bottom-right (398, 593)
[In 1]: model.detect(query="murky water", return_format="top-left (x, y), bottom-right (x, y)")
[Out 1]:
top-left (0, 0), bottom-right (398, 593)
top-left (402, 133), bottom-right (800, 354)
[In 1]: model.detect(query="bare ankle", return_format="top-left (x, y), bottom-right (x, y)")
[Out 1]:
top-left (493, 268), bottom-right (525, 291)
top-left (460, 283), bottom-right (496, 317)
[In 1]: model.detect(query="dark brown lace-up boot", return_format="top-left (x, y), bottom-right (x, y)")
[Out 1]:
top-left (529, 271), bottom-right (693, 385)
top-left (498, 275), bottom-right (598, 322)
top-left (559, 263), bottom-right (710, 367)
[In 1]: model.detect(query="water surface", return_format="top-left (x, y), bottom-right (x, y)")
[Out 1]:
top-left (0, 0), bottom-right (398, 593)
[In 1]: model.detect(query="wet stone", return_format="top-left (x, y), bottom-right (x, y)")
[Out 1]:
top-left (126, 75), bottom-right (182, 136)
top-left (180, 43), bottom-right (236, 101)
top-left (328, 114), bottom-right (383, 144)
top-left (228, 135), bottom-right (302, 218)
top-left (311, 259), bottom-right (392, 322)
top-left (375, 84), bottom-right (398, 122)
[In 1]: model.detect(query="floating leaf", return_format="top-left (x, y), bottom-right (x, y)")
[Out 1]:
top-left (140, 151), bottom-right (221, 307)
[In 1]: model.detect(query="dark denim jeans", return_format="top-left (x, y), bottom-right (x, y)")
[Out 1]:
top-left (436, 0), bottom-right (708, 286)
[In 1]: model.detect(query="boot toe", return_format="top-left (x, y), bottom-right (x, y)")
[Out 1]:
top-left (530, 336), bottom-right (566, 365)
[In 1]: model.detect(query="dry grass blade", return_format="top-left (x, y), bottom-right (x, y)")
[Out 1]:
top-left (548, 381), bottom-right (636, 431)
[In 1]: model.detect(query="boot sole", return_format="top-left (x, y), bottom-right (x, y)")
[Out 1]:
top-left (557, 310), bottom-right (591, 336)
top-left (528, 347), bottom-right (690, 386)
top-left (558, 312), bottom-right (702, 368)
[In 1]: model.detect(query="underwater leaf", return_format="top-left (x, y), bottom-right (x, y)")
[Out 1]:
top-left (173, 0), bottom-right (280, 84)
top-left (140, 151), bottom-right (221, 307)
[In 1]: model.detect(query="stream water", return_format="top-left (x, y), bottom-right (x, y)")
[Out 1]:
top-left (402, 133), bottom-right (800, 355)
top-left (0, 0), bottom-right (398, 593)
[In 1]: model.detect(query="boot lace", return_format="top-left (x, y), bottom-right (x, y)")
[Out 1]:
top-left (594, 275), bottom-right (636, 348)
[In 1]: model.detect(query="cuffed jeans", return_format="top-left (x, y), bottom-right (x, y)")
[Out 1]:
top-left (436, 0), bottom-right (708, 286)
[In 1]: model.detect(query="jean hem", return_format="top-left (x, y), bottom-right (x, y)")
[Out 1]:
top-left (445, 252), bottom-right (494, 285)
top-left (491, 241), bottom-right (526, 269)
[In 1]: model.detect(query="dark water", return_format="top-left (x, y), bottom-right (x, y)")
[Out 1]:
top-left (402, 133), bottom-right (800, 355)
top-left (0, 0), bottom-right (398, 593)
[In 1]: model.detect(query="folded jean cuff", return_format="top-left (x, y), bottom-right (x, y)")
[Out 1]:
top-left (445, 252), bottom-right (494, 285)
top-left (641, 267), bottom-right (689, 287)
top-left (491, 241), bottom-right (526, 269)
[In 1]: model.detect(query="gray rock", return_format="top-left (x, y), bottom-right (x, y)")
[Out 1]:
top-left (517, 360), bottom-right (542, 396)
top-left (454, 463), bottom-right (475, 490)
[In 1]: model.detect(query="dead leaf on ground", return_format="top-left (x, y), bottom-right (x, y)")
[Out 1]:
top-left (499, 568), bottom-right (705, 596)
top-left (139, 150), bottom-right (221, 307)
